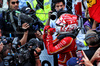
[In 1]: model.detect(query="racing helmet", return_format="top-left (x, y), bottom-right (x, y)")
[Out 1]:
top-left (55, 13), bottom-right (78, 34)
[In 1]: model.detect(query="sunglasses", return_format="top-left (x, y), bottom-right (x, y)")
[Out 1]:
top-left (11, 1), bottom-right (19, 5)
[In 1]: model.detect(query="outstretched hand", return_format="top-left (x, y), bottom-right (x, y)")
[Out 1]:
top-left (79, 50), bottom-right (93, 66)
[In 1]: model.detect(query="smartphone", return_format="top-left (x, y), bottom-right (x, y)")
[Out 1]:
top-left (76, 50), bottom-right (84, 61)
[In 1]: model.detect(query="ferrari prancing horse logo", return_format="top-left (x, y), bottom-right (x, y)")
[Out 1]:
top-left (87, 0), bottom-right (96, 8)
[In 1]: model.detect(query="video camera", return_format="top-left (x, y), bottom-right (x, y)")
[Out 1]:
top-left (2, 7), bottom-right (44, 32)
top-left (2, 38), bottom-right (44, 66)
top-left (0, 36), bottom-right (14, 45)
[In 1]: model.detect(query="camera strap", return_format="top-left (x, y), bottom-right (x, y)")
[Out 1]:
top-left (10, 12), bottom-right (17, 32)
top-left (18, 12), bottom-right (21, 27)
top-left (34, 49), bottom-right (41, 55)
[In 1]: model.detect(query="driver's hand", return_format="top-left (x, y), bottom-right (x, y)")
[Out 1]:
top-left (22, 23), bottom-right (30, 29)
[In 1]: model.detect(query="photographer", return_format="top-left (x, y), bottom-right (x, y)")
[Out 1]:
top-left (46, 0), bottom-right (65, 28)
top-left (0, 37), bottom-right (42, 66)
top-left (45, 0), bottom-right (66, 40)
top-left (0, 0), bottom-right (42, 66)
top-left (0, 0), bottom-right (39, 42)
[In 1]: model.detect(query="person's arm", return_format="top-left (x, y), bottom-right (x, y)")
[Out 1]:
top-left (34, 47), bottom-right (41, 66)
top-left (44, 28), bottom-right (75, 55)
top-left (79, 50), bottom-right (93, 66)
top-left (20, 23), bottom-right (30, 45)
top-left (35, 57), bottom-right (41, 66)
top-left (45, 11), bottom-right (52, 26)
top-left (0, 43), bottom-right (4, 52)
top-left (20, 30), bottom-right (28, 45)
top-left (45, 17), bottom-right (50, 26)
top-left (90, 48), bottom-right (100, 64)
top-left (92, 20), bottom-right (98, 29)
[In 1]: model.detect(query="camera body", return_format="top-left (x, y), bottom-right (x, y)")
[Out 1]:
top-left (2, 7), bottom-right (44, 32)
top-left (0, 36), bottom-right (14, 45)
top-left (50, 12), bottom-right (57, 20)
top-left (3, 55), bottom-right (15, 66)
top-left (2, 37), bottom-right (44, 66)
top-left (50, 8), bottom-right (67, 20)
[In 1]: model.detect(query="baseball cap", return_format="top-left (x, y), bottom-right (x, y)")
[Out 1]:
top-left (66, 57), bottom-right (79, 66)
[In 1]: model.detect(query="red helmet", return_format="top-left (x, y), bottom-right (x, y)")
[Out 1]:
top-left (55, 13), bottom-right (78, 34)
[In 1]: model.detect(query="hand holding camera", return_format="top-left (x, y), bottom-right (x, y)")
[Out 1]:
top-left (22, 23), bottom-right (30, 29)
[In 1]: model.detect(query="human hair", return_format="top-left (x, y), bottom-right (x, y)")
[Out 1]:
top-left (51, 0), bottom-right (65, 11)
top-left (53, 0), bottom-right (65, 5)
top-left (85, 30), bottom-right (100, 46)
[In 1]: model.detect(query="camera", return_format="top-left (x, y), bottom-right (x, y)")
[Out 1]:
top-left (50, 12), bottom-right (57, 20)
top-left (0, 36), bottom-right (14, 45)
top-left (17, 38), bottom-right (44, 51)
top-left (50, 8), bottom-right (67, 20)
top-left (2, 37), bottom-right (44, 66)
top-left (2, 7), bottom-right (44, 32)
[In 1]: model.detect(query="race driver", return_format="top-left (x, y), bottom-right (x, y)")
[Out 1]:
top-left (43, 13), bottom-right (78, 66)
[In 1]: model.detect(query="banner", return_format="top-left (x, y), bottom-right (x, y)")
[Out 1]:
top-left (74, 0), bottom-right (82, 17)
top-left (87, 0), bottom-right (100, 23)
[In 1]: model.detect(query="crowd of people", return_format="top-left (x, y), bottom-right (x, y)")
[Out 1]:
top-left (0, 0), bottom-right (100, 66)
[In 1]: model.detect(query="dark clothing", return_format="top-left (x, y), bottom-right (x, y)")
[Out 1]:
top-left (0, 11), bottom-right (36, 41)
top-left (0, 10), bottom-right (38, 66)
top-left (0, 13), bottom-right (17, 37)
top-left (0, 61), bottom-right (4, 66)
top-left (84, 47), bottom-right (99, 66)
top-left (0, 61), bottom-right (34, 66)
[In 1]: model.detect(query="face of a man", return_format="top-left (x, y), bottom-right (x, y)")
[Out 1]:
top-left (55, 2), bottom-right (65, 11)
top-left (7, 0), bottom-right (19, 10)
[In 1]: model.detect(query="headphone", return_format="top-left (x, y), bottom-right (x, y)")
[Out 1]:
top-left (84, 33), bottom-right (99, 46)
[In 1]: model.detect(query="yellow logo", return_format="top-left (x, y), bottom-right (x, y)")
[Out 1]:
top-left (87, 0), bottom-right (96, 8)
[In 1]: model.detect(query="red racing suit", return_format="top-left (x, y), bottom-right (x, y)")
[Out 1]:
top-left (43, 26), bottom-right (77, 66)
